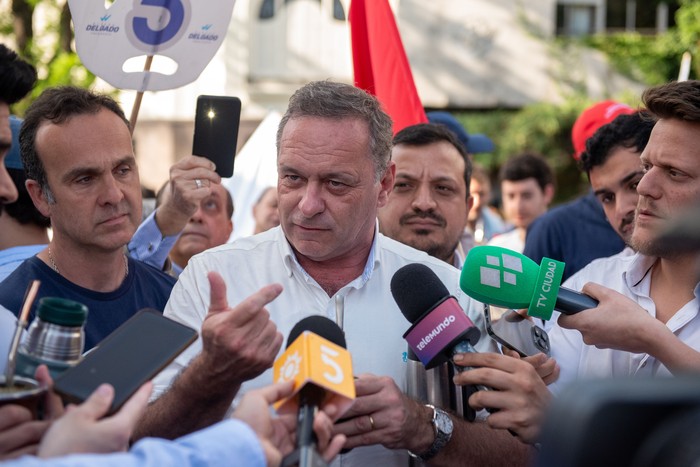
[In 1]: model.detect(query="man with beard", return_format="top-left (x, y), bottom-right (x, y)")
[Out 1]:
top-left (378, 123), bottom-right (472, 268)
top-left (547, 80), bottom-right (700, 392)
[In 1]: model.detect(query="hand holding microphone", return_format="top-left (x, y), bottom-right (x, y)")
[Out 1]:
top-left (460, 246), bottom-right (599, 320)
top-left (233, 380), bottom-right (345, 467)
top-left (390, 263), bottom-right (493, 421)
top-left (273, 316), bottom-right (355, 467)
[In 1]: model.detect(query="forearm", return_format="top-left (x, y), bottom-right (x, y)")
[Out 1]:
top-left (154, 206), bottom-right (191, 238)
top-left (133, 354), bottom-right (241, 441)
top-left (429, 418), bottom-right (534, 467)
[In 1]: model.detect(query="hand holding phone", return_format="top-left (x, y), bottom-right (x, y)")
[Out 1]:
top-left (192, 95), bottom-right (241, 178)
top-left (53, 310), bottom-right (197, 415)
top-left (484, 305), bottom-right (550, 357)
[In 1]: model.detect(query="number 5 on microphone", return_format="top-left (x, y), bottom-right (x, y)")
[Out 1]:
top-left (273, 332), bottom-right (356, 415)
top-left (320, 344), bottom-right (345, 385)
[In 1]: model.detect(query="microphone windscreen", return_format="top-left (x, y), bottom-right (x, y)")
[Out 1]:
top-left (391, 263), bottom-right (450, 323)
top-left (287, 315), bottom-right (347, 349)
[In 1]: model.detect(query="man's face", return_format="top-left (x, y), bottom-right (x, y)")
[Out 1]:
top-left (468, 177), bottom-right (489, 222)
top-left (632, 118), bottom-right (700, 256)
top-left (277, 116), bottom-right (394, 264)
top-left (589, 146), bottom-right (644, 244)
top-left (29, 108), bottom-right (141, 253)
top-left (171, 183), bottom-right (233, 266)
top-left (0, 102), bottom-right (18, 206)
top-left (500, 178), bottom-right (552, 230)
top-left (378, 141), bottom-right (470, 263)
top-left (253, 187), bottom-right (280, 234)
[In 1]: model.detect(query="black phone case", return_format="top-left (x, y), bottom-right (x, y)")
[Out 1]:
top-left (53, 309), bottom-right (197, 414)
top-left (192, 95), bottom-right (241, 178)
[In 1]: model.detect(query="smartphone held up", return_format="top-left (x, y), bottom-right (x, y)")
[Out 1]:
top-left (192, 95), bottom-right (241, 178)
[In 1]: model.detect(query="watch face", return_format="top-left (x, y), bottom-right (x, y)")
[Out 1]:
top-left (414, 406), bottom-right (454, 461)
top-left (435, 408), bottom-right (454, 435)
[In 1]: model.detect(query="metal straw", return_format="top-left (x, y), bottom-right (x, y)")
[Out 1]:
top-left (5, 280), bottom-right (40, 387)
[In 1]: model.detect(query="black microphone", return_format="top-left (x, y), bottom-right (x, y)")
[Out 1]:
top-left (391, 263), bottom-right (490, 420)
top-left (281, 315), bottom-right (348, 467)
top-left (391, 263), bottom-right (482, 369)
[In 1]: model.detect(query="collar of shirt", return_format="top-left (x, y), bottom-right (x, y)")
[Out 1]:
top-left (624, 253), bottom-right (657, 288)
top-left (623, 252), bottom-right (700, 333)
top-left (452, 248), bottom-right (464, 269)
top-left (277, 221), bottom-right (380, 290)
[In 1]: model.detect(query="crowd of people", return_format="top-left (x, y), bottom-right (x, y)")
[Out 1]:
top-left (1, 38), bottom-right (700, 467)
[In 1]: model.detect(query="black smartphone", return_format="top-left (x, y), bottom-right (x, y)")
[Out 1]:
top-left (192, 95), bottom-right (241, 178)
top-left (53, 309), bottom-right (197, 414)
top-left (483, 304), bottom-right (550, 357)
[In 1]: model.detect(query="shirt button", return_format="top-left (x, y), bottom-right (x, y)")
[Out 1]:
top-left (148, 244), bottom-right (154, 251)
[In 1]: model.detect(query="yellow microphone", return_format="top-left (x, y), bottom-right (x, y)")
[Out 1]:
top-left (274, 316), bottom-right (355, 467)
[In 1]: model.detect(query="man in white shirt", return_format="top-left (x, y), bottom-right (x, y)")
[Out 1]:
top-left (548, 80), bottom-right (700, 393)
top-left (136, 82), bottom-right (533, 466)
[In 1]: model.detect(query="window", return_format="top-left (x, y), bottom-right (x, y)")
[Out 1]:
top-left (556, 4), bottom-right (596, 36)
top-left (250, 0), bottom-right (352, 83)
top-left (259, 0), bottom-right (345, 21)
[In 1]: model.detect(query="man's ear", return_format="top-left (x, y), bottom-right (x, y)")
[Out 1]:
top-left (543, 184), bottom-right (555, 206)
top-left (466, 194), bottom-right (474, 214)
top-left (25, 179), bottom-right (52, 218)
top-left (377, 161), bottom-right (396, 208)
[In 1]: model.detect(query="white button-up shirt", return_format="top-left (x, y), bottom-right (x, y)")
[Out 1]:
top-left (548, 252), bottom-right (700, 395)
top-left (154, 225), bottom-right (494, 467)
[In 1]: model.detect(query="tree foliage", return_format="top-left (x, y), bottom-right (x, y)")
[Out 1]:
top-left (457, 1), bottom-right (700, 207)
top-left (2, 0), bottom-right (97, 115)
top-left (456, 98), bottom-right (595, 205)
top-left (584, 0), bottom-right (700, 84)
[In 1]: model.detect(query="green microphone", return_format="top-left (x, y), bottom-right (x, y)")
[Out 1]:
top-left (459, 245), bottom-right (598, 320)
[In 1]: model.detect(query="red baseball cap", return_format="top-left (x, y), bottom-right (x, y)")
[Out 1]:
top-left (571, 100), bottom-right (635, 160)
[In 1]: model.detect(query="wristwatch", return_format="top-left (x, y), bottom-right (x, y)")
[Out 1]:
top-left (408, 404), bottom-right (454, 461)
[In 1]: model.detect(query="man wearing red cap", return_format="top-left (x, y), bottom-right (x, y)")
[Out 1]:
top-left (522, 100), bottom-right (634, 281)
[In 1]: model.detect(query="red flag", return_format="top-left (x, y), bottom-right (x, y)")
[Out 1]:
top-left (349, 0), bottom-right (427, 134)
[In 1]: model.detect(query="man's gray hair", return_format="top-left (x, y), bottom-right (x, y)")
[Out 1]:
top-left (276, 81), bottom-right (393, 181)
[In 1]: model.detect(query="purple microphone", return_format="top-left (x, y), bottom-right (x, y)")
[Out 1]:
top-left (391, 263), bottom-right (481, 369)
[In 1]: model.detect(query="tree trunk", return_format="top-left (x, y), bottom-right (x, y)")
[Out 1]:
top-left (60, 1), bottom-right (73, 53)
top-left (11, 0), bottom-right (34, 55)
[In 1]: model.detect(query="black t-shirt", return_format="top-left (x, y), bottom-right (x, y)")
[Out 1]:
top-left (0, 256), bottom-right (176, 350)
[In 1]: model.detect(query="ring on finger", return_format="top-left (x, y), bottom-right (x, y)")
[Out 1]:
top-left (368, 414), bottom-right (375, 431)
top-left (194, 179), bottom-right (203, 189)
